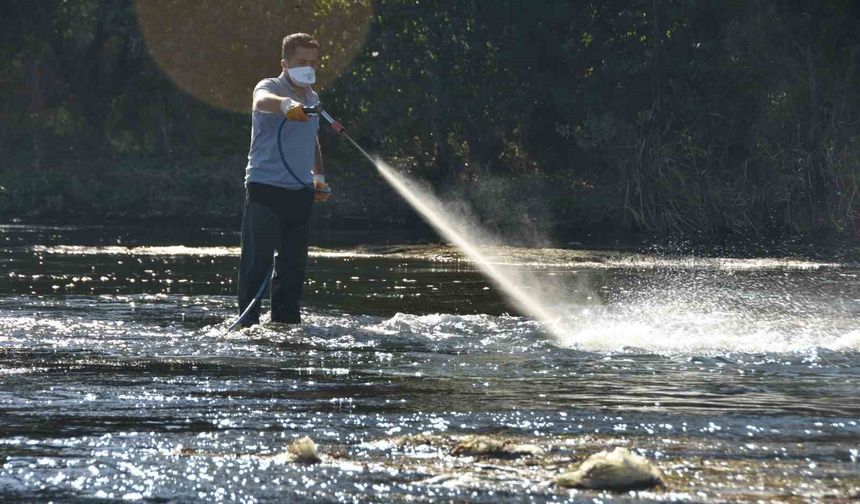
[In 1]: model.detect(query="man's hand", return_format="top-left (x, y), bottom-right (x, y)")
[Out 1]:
top-left (280, 99), bottom-right (308, 121)
top-left (313, 174), bottom-right (330, 203)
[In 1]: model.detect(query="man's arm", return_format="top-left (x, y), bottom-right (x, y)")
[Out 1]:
top-left (312, 138), bottom-right (330, 202)
top-left (253, 90), bottom-right (291, 113)
top-left (313, 138), bottom-right (325, 177)
top-left (253, 89), bottom-right (308, 122)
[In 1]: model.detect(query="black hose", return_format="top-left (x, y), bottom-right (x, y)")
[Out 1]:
top-left (276, 117), bottom-right (314, 190)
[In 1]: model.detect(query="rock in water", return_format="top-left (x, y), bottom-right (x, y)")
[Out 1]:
top-left (287, 436), bottom-right (321, 464)
top-left (451, 435), bottom-right (545, 458)
top-left (554, 447), bottom-right (662, 491)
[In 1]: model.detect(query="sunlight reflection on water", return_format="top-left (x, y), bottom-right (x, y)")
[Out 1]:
top-left (1, 226), bottom-right (859, 502)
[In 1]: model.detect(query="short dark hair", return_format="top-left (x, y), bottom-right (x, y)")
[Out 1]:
top-left (281, 33), bottom-right (319, 60)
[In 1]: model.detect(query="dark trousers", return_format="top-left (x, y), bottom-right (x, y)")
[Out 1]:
top-left (237, 183), bottom-right (314, 326)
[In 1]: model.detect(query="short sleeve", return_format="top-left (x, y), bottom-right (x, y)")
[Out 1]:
top-left (252, 78), bottom-right (283, 110)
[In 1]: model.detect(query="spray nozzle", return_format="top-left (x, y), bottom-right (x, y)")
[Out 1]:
top-left (321, 110), bottom-right (345, 134)
top-left (302, 104), bottom-right (322, 116)
top-left (329, 121), bottom-right (346, 134)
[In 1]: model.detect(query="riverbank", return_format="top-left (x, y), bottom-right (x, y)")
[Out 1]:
top-left (3, 161), bottom-right (858, 255)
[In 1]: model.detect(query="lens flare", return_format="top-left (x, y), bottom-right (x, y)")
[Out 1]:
top-left (135, 0), bottom-right (373, 112)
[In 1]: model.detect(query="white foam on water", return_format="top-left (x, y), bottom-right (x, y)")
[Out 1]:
top-left (828, 329), bottom-right (860, 350)
top-left (553, 283), bottom-right (860, 354)
top-left (354, 158), bottom-right (859, 355)
top-left (355, 308), bottom-right (859, 356)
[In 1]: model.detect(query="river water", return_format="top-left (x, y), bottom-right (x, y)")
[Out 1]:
top-left (1, 225), bottom-right (858, 502)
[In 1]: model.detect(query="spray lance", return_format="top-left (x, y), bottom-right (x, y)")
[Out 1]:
top-left (303, 104), bottom-right (345, 134)
top-left (228, 104), bottom-right (366, 332)
top-left (304, 104), bottom-right (377, 166)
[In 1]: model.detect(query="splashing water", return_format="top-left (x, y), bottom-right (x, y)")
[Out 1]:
top-left (342, 145), bottom-right (858, 354)
top-left (342, 139), bottom-right (568, 339)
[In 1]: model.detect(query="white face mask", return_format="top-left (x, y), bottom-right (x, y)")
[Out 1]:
top-left (287, 66), bottom-right (316, 87)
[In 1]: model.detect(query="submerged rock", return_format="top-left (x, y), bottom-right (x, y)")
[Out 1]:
top-left (554, 447), bottom-right (662, 491)
top-left (287, 436), bottom-right (321, 464)
top-left (451, 435), bottom-right (545, 459)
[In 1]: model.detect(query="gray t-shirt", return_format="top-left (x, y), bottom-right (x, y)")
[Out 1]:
top-left (244, 73), bottom-right (320, 189)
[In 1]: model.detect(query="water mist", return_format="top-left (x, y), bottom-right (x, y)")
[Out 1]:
top-left (342, 138), bottom-right (569, 340)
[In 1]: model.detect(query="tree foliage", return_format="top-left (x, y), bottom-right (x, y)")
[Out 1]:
top-left (1, 0), bottom-right (858, 239)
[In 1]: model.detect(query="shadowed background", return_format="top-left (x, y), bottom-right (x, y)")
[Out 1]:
top-left (0, 0), bottom-right (858, 242)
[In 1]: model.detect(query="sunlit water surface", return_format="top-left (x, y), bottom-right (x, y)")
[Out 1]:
top-left (1, 225), bottom-right (858, 502)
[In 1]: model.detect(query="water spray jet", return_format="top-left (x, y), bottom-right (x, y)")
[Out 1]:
top-left (321, 110), bottom-right (569, 340)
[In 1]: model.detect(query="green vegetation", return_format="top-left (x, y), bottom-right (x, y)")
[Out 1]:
top-left (1, 0), bottom-right (857, 240)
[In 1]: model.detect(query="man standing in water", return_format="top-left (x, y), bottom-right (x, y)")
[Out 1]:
top-left (237, 33), bottom-right (330, 327)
